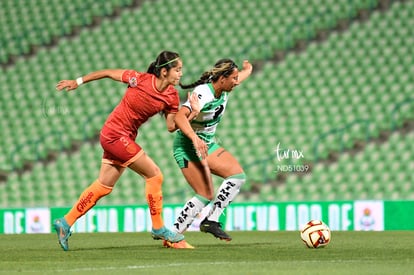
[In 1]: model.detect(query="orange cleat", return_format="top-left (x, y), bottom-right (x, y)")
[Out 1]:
top-left (163, 240), bottom-right (195, 249)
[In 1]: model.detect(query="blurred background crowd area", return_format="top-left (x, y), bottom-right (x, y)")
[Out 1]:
top-left (0, 0), bottom-right (413, 207)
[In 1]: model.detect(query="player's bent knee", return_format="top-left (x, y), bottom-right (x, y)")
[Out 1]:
top-left (147, 172), bottom-right (163, 183)
top-left (140, 166), bottom-right (162, 179)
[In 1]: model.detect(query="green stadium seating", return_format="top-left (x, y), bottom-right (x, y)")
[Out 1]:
top-left (0, 0), bottom-right (413, 208)
top-left (0, 0), bottom-right (136, 64)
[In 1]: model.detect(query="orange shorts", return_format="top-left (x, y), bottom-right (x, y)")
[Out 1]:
top-left (99, 127), bottom-right (144, 167)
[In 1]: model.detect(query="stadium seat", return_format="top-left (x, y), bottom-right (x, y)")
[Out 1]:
top-left (1, 0), bottom-right (414, 207)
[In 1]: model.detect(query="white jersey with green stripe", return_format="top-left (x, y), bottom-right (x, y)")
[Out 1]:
top-left (182, 83), bottom-right (228, 144)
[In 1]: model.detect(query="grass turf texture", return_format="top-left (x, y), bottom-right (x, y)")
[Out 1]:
top-left (0, 231), bottom-right (413, 275)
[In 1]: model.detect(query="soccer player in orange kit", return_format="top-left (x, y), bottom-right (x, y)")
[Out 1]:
top-left (53, 51), bottom-right (198, 251)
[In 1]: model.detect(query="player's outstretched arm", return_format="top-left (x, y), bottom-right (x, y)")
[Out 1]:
top-left (237, 60), bottom-right (253, 84)
top-left (56, 69), bottom-right (125, 92)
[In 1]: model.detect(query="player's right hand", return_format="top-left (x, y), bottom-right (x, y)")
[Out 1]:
top-left (56, 80), bottom-right (78, 92)
top-left (192, 136), bottom-right (208, 159)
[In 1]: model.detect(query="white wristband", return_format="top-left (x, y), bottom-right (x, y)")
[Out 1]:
top-left (76, 77), bottom-right (83, 86)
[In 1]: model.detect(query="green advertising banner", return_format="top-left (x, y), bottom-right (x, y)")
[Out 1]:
top-left (384, 200), bottom-right (414, 230)
top-left (1, 200), bottom-right (413, 234)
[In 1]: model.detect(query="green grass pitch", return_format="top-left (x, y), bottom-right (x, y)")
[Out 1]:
top-left (1, 231), bottom-right (413, 274)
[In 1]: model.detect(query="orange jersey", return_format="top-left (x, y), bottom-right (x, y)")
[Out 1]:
top-left (103, 70), bottom-right (179, 138)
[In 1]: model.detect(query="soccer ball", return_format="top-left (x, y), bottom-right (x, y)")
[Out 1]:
top-left (300, 220), bottom-right (331, 248)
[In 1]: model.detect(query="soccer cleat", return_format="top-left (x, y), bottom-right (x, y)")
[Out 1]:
top-left (151, 227), bottom-right (184, 243)
top-left (200, 218), bottom-right (232, 241)
top-left (53, 218), bottom-right (72, 251)
top-left (163, 240), bottom-right (195, 249)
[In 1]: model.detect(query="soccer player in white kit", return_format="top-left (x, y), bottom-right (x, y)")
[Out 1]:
top-left (167, 59), bottom-right (253, 248)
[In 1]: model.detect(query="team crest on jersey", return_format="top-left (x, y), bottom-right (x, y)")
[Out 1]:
top-left (129, 77), bottom-right (137, 87)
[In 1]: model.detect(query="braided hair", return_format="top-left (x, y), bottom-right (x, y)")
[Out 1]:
top-left (180, 58), bottom-right (238, 90)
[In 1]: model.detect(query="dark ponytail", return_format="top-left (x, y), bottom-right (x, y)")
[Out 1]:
top-left (179, 58), bottom-right (238, 90)
top-left (147, 51), bottom-right (180, 77)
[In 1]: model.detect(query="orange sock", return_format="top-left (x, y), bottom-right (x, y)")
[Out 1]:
top-left (64, 179), bottom-right (112, 226)
top-left (145, 173), bottom-right (164, 230)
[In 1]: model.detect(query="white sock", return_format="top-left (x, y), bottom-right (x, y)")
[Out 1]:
top-left (173, 195), bottom-right (210, 233)
top-left (208, 173), bottom-right (246, 222)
